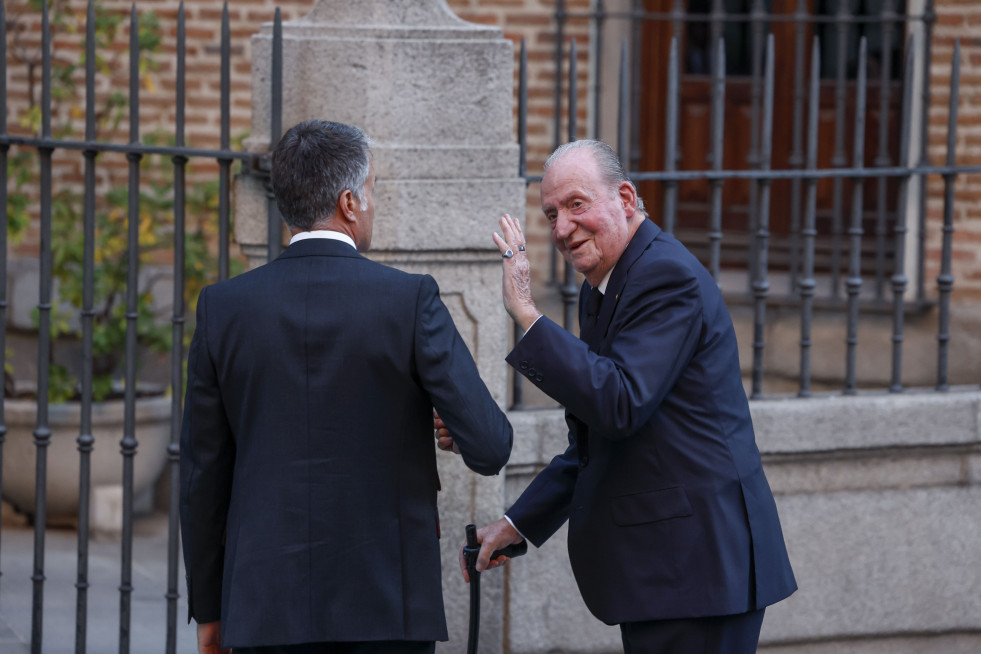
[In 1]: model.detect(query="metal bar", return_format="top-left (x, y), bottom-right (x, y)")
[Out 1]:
top-left (662, 37), bottom-right (679, 235)
top-left (916, 0), bottom-right (936, 302)
top-left (528, 162), bottom-right (978, 184)
top-left (562, 39), bottom-right (579, 332)
top-left (553, 0), bottom-right (566, 152)
top-left (746, 0), bottom-right (766, 294)
top-left (617, 38), bottom-right (629, 168)
top-left (119, 7), bottom-right (142, 653)
top-left (890, 37), bottom-right (916, 393)
top-left (670, 0), bottom-right (684, 46)
top-left (264, 8), bottom-right (284, 261)
top-left (31, 3), bottom-right (54, 651)
top-left (788, 0), bottom-right (809, 294)
top-left (218, 2), bottom-right (231, 281)
top-left (0, 0), bottom-right (9, 599)
top-left (512, 38), bottom-right (528, 410)
top-left (829, 0), bottom-right (851, 299)
top-left (75, 3), bottom-right (98, 652)
top-left (166, 5), bottom-right (187, 652)
top-left (627, 0), bottom-right (644, 173)
top-left (557, 7), bottom-right (928, 24)
top-left (592, 0), bottom-right (605, 139)
top-left (0, 135), bottom-right (252, 160)
top-left (709, 0), bottom-right (724, 58)
top-left (270, 7), bottom-right (282, 152)
top-left (936, 40), bottom-right (959, 391)
top-left (707, 38), bottom-right (725, 282)
top-left (267, 8), bottom-right (284, 262)
top-left (799, 37), bottom-right (822, 398)
top-left (844, 38), bottom-right (868, 395)
top-left (550, 0), bottom-right (566, 285)
top-left (874, 0), bottom-right (896, 300)
top-left (519, 38), bottom-right (528, 180)
top-left (750, 34), bottom-right (774, 400)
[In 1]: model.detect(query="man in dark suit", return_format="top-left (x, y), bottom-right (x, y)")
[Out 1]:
top-left (460, 140), bottom-right (796, 652)
top-left (180, 119), bottom-right (513, 654)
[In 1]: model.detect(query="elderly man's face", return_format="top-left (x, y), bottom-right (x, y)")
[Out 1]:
top-left (541, 150), bottom-right (638, 287)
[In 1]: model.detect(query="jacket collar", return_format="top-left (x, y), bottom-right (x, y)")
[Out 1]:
top-left (275, 237), bottom-right (364, 262)
top-left (591, 218), bottom-right (660, 343)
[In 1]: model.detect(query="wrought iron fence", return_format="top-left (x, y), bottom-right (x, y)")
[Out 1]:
top-left (0, 0), bottom-right (979, 651)
top-left (0, 2), bottom-right (283, 652)
top-left (511, 0), bottom-right (980, 405)
top-left (551, 0), bottom-right (933, 302)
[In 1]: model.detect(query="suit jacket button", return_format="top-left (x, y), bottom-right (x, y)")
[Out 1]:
top-left (535, 374), bottom-right (544, 382)
top-left (528, 367), bottom-right (537, 376)
top-left (519, 361), bottom-right (529, 370)
top-left (580, 455), bottom-right (589, 467)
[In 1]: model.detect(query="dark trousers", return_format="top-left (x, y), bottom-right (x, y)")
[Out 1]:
top-left (620, 608), bottom-right (765, 654)
top-left (234, 642), bottom-right (435, 654)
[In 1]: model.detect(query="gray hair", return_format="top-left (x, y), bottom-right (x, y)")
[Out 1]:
top-left (270, 119), bottom-right (372, 232)
top-left (544, 140), bottom-right (646, 213)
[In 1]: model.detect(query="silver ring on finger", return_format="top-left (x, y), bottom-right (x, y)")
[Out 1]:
top-left (518, 245), bottom-right (526, 252)
top-left (502, 248), bottom-right (514, 259)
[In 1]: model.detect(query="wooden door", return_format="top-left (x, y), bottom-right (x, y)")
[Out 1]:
top-left (635, 0), bottom-right (904, 276)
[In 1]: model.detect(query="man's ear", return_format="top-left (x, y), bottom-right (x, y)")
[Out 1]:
top-left (337, 188), bottom-right (359, 224)
top-left (618, 181), bottom-right (639, 218)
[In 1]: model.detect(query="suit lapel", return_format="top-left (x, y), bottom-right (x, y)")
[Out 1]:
top-left (591, 219), bottom-right (660, 349)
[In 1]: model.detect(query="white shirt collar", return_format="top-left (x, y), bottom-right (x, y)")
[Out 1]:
top-left (289, 230), bottom-right (357, 250)
top-left (596, 264), bottom-right (616, 295)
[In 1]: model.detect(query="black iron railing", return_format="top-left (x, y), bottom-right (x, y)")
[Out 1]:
top-left (0, 2), bottom-right (283, 652)
top-left (514, 13), bottom-right (980, 403)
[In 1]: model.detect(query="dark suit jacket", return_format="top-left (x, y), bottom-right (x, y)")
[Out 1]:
top-left (180, 238), bottom-right (512, 647)
top-left (506, 219), bottom-right (796, 625)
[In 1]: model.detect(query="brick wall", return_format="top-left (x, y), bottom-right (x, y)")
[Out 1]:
top-left (929, 1), bottom-right (981, 301)
top-left (5, 0), bottom-right (978, 301)
top-left (4, 0), bottom-right (317, 255)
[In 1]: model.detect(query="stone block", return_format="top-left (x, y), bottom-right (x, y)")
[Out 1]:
top-left (763, 486), bottom-right (981, 643)
top-left (750, 389), bottom-right (981, 454)
top-left (251, 34), bottom-right (514, 154)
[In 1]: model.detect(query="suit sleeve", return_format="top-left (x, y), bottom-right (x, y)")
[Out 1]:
top-left (505, 412), bottom-right (582, 547)
top-left (414, 275), bottom-right (512, 476)
top-left (507, 257), bottom-right (702, 441)
top-left (179, 285), bottom-right (235, 624)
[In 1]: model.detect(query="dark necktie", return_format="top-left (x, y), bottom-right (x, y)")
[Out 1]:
top-left (581, 287), bottom-right (604, 346)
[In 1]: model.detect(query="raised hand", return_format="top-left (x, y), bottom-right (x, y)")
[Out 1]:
top-left (492, 214), bottom-right (541, 332)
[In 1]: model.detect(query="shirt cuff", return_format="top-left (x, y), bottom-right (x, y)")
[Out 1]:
top-left (504, 514), bottom-right (527, 541)
top-left (518, 315), bottom-right (544, 340)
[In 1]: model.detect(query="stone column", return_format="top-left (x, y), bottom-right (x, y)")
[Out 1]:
top-left (237, 1), bottom-right (524, 650)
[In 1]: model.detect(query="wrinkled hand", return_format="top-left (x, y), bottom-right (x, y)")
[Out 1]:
top-left (458, 517), bottom-right (525, 583)
top-left (492, 214), bottom-right (541, 332)
top-left (433, 409), bottom-right (460, 455)
top-left (196, 621), bottom-right (230, 654)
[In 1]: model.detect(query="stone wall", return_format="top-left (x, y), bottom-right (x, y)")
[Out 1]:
top-left (503, 390), bottom-right (981, 653)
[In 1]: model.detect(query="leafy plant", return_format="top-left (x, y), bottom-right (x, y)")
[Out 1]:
top-left (7, 2), bottom-right (242, 402)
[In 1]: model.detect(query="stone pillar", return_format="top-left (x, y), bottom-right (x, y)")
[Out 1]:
top-left (237, 1), bottom-right (524, 650)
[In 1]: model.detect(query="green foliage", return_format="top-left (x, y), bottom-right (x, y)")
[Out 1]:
top-left (6, 151), bottom-right (33, 242)
top-left (8, 3), bottom-right (243, 402)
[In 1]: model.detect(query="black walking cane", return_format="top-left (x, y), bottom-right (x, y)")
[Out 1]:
top-left (463, 524), bottom-right (527, 654)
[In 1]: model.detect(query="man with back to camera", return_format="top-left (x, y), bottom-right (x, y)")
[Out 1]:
top-left (446, 139), bottom-right (796, 653)
top-left (180, 119), bottom-right (513, 654)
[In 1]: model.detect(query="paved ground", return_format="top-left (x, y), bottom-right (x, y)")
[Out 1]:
top-left (0, 509), bottom-right (197, 654)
